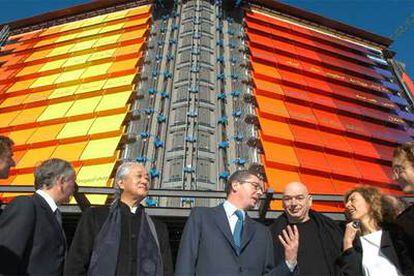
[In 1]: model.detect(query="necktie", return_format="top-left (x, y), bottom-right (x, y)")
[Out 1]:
top-left (55, 208), bottom-right (62, 227)
top-left (233, 210), bottom-right (244, 252)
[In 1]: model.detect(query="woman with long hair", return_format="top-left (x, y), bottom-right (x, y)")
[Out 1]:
top-left (336, 186), bottom-right (413, 276)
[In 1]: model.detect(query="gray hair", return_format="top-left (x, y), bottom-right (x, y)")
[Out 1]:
top-left (34, 158), bottom-right (74, 190)
top-left (112, 162), bottom-right (144, 205)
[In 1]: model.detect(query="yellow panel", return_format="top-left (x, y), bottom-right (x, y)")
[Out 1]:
top-left (60, 21), bottom-right (83, 32)
top-left (119, 29), bottom-right (147, 42)
top-left (75, 28), bottom-right (101, 39)
top-left (126, 5), bottom-right (152, 17)
top-left (105, 9), bottom-right (129, 21)
top-left (15, 64), bottom-right (43, 77)
top-left (79, 14), bottom-right (107, 27)
top-left (69, 39), bottom-right (97, 53)
top-left (40, 25), bottom-right (62, 37)
top-left (87, 48), bottom-right (116, 62)
top-left (37, 101), bottom-right (73, 121)
top-left (95, 91), bottom-right (131, 112)
top-left (62, 54), bottom-right (91, 67)
top-left (29, 73), bottom-right (60, 88)
top-left (25, 48), bottom-right (52, 62)
top-left (0, 94), bottom-right (28, 108)
top-left (27, 123), bottom-right (65, 143)
top-left (99, 23), bottom-right (125, 34)
top-left (76, 79), bottom-right (106, 94)
top-left (57, 118), bottom-right (95, 139)
top-left (77, 163), bottom-right (114, 186)
top-left (10, 106), bottom-right (46, 126)
top-left (48, 85), bottom-right (79, 99)
top-left (0, 111), bottom-right (20, 128)
top-left (11, 173), bottom-right (34, 185)
top-left (51, 141), bottom-right (88, 161)
top-left (7, 79), bottom-right (35, 92)
top-left (47, 44), bottom-right (73, 57)
top-left (23, 90), bottom-right (53, 104)
top-left (103, 74), bottom-right (135, 89)
top-left (94, 34), bottom-right (121, 48)
top-left (80, 136), bottom-right (121, 160)
top-left (54, 68), bottom-right (85, 84)
top-left (65, 96), bottom-right (102, 117)
top-left (16, 145), bottom-right (56, 169)
top-left (38, 59), bottom-right (67, 72)
top-left (88, 113), bottom-right (126, 134)
top-left (108, 58), bottom-right (138, 73)
top-left (80, 62), bottom-right (112, 79)
top-left (8, 128), bottom-right (36, 145)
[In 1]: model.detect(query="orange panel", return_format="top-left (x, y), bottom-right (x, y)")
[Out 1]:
top-left (10, 106), bottom-right (46, 126)
top-left (262, 140), bottom-right (299, 167)
top-left (299, 173), bottom-right (336, 194)
top-left (256, 95), bottom-right (290, 119)
top-left (16, 146), bottom-right (56, 169)
top-left (325, 154), bottom-right (361, 179)
top-left (259, 117), bottom-right (294, 142)
top-left (295, 147), bottom-right (331, 173)
top-left (251, 61), bottom-right (281, 80)
top-left (27, 124), bottom-right (65, 144)
top-left (254, 77), bottom-right (284, 98)
top-left (51, 141), bottom-right (88, 161)
top-left (107, 58), bottom-right (138, 73)
top-left (265, 167), bottom-right (300, 193)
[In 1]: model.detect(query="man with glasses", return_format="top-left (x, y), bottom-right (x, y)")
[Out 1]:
top-left (176, 169), bottom-right (298, 275)
top-left (269, 182), bottom-right (343, 275)
top-left (392, 142), bottom-right (414, 262)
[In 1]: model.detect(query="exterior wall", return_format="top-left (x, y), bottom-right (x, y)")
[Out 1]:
top-left (0, 4), bottom-right (152, 204)
top-left (245, 8), bottom-right (414, 212)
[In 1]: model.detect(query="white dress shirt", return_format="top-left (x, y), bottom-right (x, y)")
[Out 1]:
top-left (360, 230), bottom-right (402, 276)
top-left (36, 189), bottom-right (58, 212)
top-left (223, 200), bottom-right (245, 234)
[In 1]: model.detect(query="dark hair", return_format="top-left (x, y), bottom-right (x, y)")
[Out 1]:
top-left (345, 186), bottom-right (383, 225)
top-left (394, 141), bottom-right (414, 164)
top-left (0, 136), bottom-right (14, 158)
top-left (34, 158), bottom-right (74, 190)
top-left (225, 169), bottom-right (256, 195)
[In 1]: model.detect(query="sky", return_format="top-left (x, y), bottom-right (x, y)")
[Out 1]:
top-left (0, 0), bottom-right (412, 76)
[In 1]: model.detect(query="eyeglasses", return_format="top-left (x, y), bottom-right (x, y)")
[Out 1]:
top-left (241, 181), bottom-right (264, 192)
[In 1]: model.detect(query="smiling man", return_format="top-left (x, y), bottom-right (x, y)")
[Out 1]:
top-left (175, 169), bottom-right (298, 276)
top-left (269, 182), bottom-right (343, 276)
top-left (64, 162), bottom-right (173, 276)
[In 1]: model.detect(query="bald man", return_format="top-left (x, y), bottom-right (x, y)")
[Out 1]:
top-left (269, 182), bottom-right (343, 276)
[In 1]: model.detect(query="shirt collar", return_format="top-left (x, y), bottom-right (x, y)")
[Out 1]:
top-left (223, 200), bottom-right (245, 220)
top-left (36, 189), bottom-right (58, 212)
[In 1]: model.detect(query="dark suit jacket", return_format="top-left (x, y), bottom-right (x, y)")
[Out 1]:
top-left (0, 194), bottom-right (66, 275)
top-left (396, 204), bottom-right (414, 262)
top-left (175, 205), bottom-right (292, 276)
top-left (63, 204), bottom-right (173, 276)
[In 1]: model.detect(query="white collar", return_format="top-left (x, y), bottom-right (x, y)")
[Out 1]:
top-left (36, 189), bottom-right (58, 212)
top-left (223, 200), bottom-right (245, 220)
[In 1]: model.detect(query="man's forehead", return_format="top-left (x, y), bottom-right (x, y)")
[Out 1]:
top-left (131, 164), bottom-right (147, 174)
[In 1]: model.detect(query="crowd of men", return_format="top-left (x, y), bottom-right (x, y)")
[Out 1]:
top-left (0, 134), bottom-right (413, 275)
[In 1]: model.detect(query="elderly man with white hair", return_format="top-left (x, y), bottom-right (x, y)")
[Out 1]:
top-left (64, 162), bottom-right (173, 276)
top-left (269, 182), bottom-right (343, 276)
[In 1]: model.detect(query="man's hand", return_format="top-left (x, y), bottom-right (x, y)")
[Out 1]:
top-left (278, 225), bottom-right (299, 266)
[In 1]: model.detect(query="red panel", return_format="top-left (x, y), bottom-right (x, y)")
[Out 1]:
top-left (295, 147), bottom-right (331, 172)
top-left (285, 102), bottom-right (318, 124)
top-left (325, 153), bottom-right (361, 178)
top-left (338, 115), bottom-right (371, 137)
top-left (354, 160), bottom-right (391, 183)
top-left (289, 124), bottom-right (325, 148)
top-left (313, 109), bottom-right (346, 131)
top-left (307, 91), bottom-right (337, 109)
top-left (280, 84), bottom-right (310, 102)
top-left (345, 137), bottom-right (380, 159)
top-left (299, 172), bottom-right (336, 194)
top-left (320, 131), bottom-right (353, 153)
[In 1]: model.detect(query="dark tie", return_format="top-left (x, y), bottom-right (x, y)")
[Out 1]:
top-left (55, 208), bottom-right (62, 227)
top-left (233, 210), bottom-right (243, 251)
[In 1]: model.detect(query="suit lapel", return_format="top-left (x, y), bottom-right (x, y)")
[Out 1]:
top-left (212, 205), bottom-right (239, 254)
top-left (240, 215), bottom-right (256, 252)
top-left (33, 193), bottom-right (66, 247)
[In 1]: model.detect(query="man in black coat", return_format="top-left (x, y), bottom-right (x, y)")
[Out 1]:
top-left (392, 141), bottom-right (414, 262)
top-left (269, 182), bottom-right (343, 276)
top-left (0, 158), bottom-right (76, 275)
top-left (64, 162), bottom-right (173, 276)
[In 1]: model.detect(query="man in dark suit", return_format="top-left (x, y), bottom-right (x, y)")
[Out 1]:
top-left (64, 162), bottom-right (173, 276)
top-left (392, 141), bottom-right (414, 262)
top-left (175, 169), bottom-right (298, 276)
top-left (0, 158), bottom-right (76, 275)
top-left (0, 136), bottom-right (15, 179)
